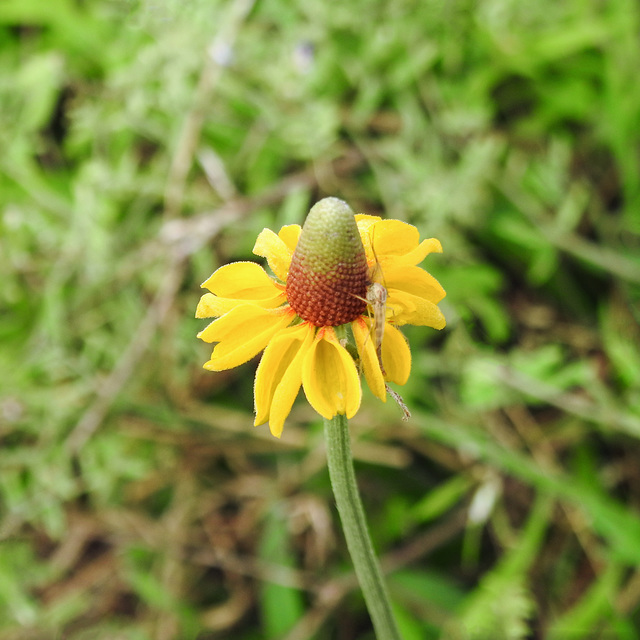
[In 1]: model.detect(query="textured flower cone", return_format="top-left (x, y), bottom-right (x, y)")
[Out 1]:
top-left (286, 197), bottom-right (369, 326)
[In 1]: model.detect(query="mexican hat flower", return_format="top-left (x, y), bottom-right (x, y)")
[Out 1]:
top-left (196, 197), bottom-right (446, 437)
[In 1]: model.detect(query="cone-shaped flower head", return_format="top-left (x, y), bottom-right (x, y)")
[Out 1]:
top-left (286, 197), bottom-right (369, 326)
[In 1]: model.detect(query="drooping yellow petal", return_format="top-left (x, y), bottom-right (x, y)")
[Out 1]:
top-left (372, 220), bottom-right (420, 257)
top-left (195, 291), bottom-right (285, 319)
top-left (254, 322), bottom-right (315, 437)
top-left (358, 218), bottom-right (430, 281)
top-left (355, 215), bottom-right (381, 247)
top-left (384, 265), bottom-right (446, 304)
top-left (278, 224), bottom-right (301, 252)
top-left (355, 214), bottom-right (381, 225)
top-left (254, 325), bottom-right (305, 425)
top-left (301, 327), bottom-right (361, 419)
top-left (253, 226), bottom-right (299, 282)
top-left (196, 293), bottom-right (230, 318)
top-left (388, 237), bottom-right (443, 267)
top-left (199, 306), bottom-right (295, 370)
top-left (352, 317), bottom-right (386, 401)
top-left (381, 288), bottom-right (415, 319)
top-left (356, 216), bottom-right (381, 266)
top-left (389, 290), bottom-right (446, 329)
top-left (380, 324), bottom-right (411, 385)
top-left (201, 262), bottom-right (284, 302)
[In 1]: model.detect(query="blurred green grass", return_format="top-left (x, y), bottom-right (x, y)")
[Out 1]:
top-left (2, 0), bottom-right (640, 638)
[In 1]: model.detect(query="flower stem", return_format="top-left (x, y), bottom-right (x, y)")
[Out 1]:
top-left (323, 414), bottom-right (402, 640)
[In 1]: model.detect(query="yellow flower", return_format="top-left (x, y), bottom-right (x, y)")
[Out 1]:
top-left (196, 198), bottom-right (446, 437)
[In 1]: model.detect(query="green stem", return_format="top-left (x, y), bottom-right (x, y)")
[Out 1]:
top-left (324, 414), bottom-right (402, 640)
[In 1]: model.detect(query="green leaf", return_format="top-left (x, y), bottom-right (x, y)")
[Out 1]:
top-left (258, 503), bottom-right (305, 637)
top-left (411, 475), bottom-right (473, 524)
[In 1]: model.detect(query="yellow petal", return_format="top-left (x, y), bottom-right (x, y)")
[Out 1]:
top-left (355, 214), bottom-right (381, 225)
top-left (381, 324), bottom-right (411, 385)
top-left (355, 215), bottom-right (381, 245)
top-left (201, 293), bottom-right (284, 318)
top-left (278, 224), bottom-right (301, 252)
top-left (358, 219), bottom-right (424, 281)
top-left (199, 306), bottom-right (295, 370)
top-left (372, 220), bottom-right (420, 257)
top-left (356, 216), bottom-right (382, 265)
top-left (201, 262), bottom-right (283, 300)
top-left (390, 291), bottom-right (446, 329)
top-left (254, 323), bottom-right (315, 437)
top-left (196, 290), bottom-right (285, 318)
top-left (196, 293), bottom-right (230, 318)
top-left (384, 265), bottom-right (446, 304)
top-left (253, 227), bottom-right (298, 283)
top-left (352, 317), bottom-right (386, 401)
top-left (363, 287), bottom-right (411, 327)
top-left (301, 327), bottom-right (361, 419)
top-left (391, 237), bottom-right (443, 267)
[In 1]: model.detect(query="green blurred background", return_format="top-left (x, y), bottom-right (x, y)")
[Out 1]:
top-left (2, 0), bottom-right (640, 638)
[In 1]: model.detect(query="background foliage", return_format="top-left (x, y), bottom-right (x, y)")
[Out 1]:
top-left (2, 0), bottom-right (640, 638)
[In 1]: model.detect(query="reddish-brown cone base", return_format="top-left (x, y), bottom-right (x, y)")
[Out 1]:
top-left (287, 256), bottom-right (368, 326)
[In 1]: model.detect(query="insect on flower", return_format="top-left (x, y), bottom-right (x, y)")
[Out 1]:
top-left (362, 230), bottom-right (412, 420)
top-left (366, 281), bottom-right (388, 372)
top-left (357, 225), bottom-right (389, 372)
